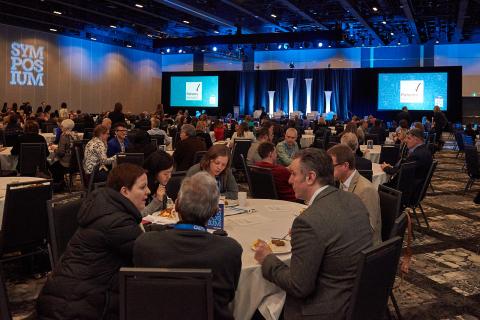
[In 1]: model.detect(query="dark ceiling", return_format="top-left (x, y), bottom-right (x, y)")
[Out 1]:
top-left (1, 0), bottom-right (480, 52)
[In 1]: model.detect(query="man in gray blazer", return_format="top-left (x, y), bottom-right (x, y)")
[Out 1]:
top-left (328, 144), bottom-right (382, 245)
top-left (254, 148), bottom-right (372, 320)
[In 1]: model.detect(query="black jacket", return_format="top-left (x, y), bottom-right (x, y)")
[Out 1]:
top-left (173, 136), bottom-right (207, 171)
top-left (355, 155), bottom-right (373, 171)
top-left (134, 228), bottom-right (243, 320)
top-left (108, 111), bottom-right (126, 126)
top-left (37, 188), bottom-right (144, 320)
top-left (385, 143), bottom-right (432, 188)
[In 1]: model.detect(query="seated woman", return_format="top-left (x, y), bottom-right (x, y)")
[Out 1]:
top-left (195, 121), bottom-right (213, 149)
top-left (134, 171), bottom-right (242, 320)
top-left (228, 122), bottom-right (255, 148)
top-left (11, 120), bottom-right (49, 170)
top-left (83, 124), bottom-right (115, 183)
top-left (37, 163), bottom-right (150, 320)
top-left (125, 129), bottom-right (157, 159)
top-left (213, 119), bottom-right (225, 141)
top-left (49, 119), bottom-right (80, 191)
top-left (186, 144), bottom-right (238, 199)
top-left (142, 150), bottom-right (174, 217)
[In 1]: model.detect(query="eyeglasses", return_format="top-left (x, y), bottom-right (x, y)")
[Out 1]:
top-left (333, 162), bottom-right (347, 167)
top-left (116, 129), bottom-right (127, 132)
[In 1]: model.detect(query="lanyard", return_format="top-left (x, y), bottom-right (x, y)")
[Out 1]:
top-left (174, 223), bottom-right (207, 232)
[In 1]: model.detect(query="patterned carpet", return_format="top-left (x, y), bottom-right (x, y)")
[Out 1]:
top-left (3, 150), bottom-right (480, 320)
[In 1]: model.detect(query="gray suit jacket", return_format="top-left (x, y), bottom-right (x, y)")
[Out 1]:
top-left (348, 170), bottom-right (382, 245)
top-left (261, 186), bottom-right (372, 320)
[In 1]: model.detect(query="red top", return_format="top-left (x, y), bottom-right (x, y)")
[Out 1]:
top-left (254, 161), bottom-right (297, 202)
top-left (214, 127), bottom-right (225, 141)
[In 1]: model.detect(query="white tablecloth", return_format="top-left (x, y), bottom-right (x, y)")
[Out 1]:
top-left (371, 163), bottom-right (389, 189)
top-left (225, 199), bottom-right (306, 320)
top-left (300, 134), bottom-right (315, 148)
top-left (209, 131), bottom-right (216, 143)
top-left (0, 177), bottom-right (47, 228)
top-left (360, 145), bottom-right (381, 163)
top-left (0, 147), bottom-right (17, 171)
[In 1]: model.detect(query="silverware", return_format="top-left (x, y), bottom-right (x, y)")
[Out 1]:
top-left (271, 232), bottom-right (290, 241)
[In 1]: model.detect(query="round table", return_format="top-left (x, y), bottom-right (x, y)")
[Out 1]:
top-left (371, 163), bottom-right (389, 189)
top-left (40, 132), bottom-right (84, 144)
top-left (360, 145), bottom-right (381, 163)
top-left (300, 134), bottom-right (315, 148)
top-left (0, 147), bottom-right (17, 171)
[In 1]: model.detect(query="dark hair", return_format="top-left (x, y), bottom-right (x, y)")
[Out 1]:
top-left (143, 150), bottom-right (174, 190)
top-left (257, 142), bottom-right (275, 159)
top-left (293, 148), bottom-right (334, 186)
top-left (237, 122), bottom-right (249, 136)
top-left (114, 102), bottom-right (123, 113)
top-left (399, 119), bottom-right (408, 129)
top-left (327, 144), bottom-right (355, 170)
top-left (93, 124), bottom-right (109, 137)
top-left (114, 122), bottom-right (127, 130)
top-left (24, 120), bottom-right (40, 134)
top-left (60, 102), bottom-right (67, 109)
top-left (107, 163), bottom-right (146, 192)
top-left (36, 106), bottom-right (43, 114)
top-left (199, 145), bottom-right (231, 176)
top-left (130, 129), bottom-right (150, 145)
top-left (44, 105), bottom-right (52, 113)
top-left (256, 127), bottom-right (270, 139)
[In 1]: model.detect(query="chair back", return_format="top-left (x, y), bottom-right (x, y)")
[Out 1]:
top-left (346, 237), bottom-right (403, 320)
top-left (365, 133), bottom-right (380, 145)
top-left (116, 153), bottom-right (145, 167)
top-left (240, 154), bottom-right (253, 192)
top-left (83, 128), bottom-right (94, 140)
top-left (247, 165), bottom-right (279, 199)
top-left (18, 143), bottom-right (47, 176)
top-left (378, 185), bottom-right (402, 242)
top-left (150, 135), bottom-right (165, 147)
top-left (396, 161), bottom-right (417, 208)
top-left (119, 268), bottom-right (214, 320)
top-left (413, 160), bottom-right (438, 205)
top-left (465, 146), bottom-right (480, 178)
top-left (454, 132), bottom-right (465, 151)
top-left (74, 144), bottom-right (88, 189)
top-left (358, 169), bottom-right (373, 182)
top-left (379, 145), bottom-right (400, 166)
top-left (389, 212), bottom-right (408, 240)
top-left (0, 267), bottom-right (11, 320)
top-left (231, 139), bottom-right (252, 171)
top-left (166, 171), bottom-right (187, 201)
top-left (0, 180), bottom-right (52, 255)
top-left (47, 192), bottom-right (85, 266)
top-left (94, 181), bottom-right (107, 190)
top-left (43, 123), bottom-right (58, 133)
top-left (73, 122), bottom-right (85, 133)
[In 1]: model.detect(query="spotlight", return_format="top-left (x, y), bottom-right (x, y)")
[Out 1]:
top-left (318, 42), bottom-right (323, 47)
top-left (397, 42), bottom-right (401, 45)
top-left (213, 30), bottom-right (220, 34)
top-left (166, 48), bottom-right (170, 53)
top-left (49, 28), bottom-right (57, 32)
top-left (53, 10), bottom-right (62, 15)
top-left (90, 37), bottom-right (97, 41)
top-left (135, 3), bottom-right (143, 8)
top-left (283, 43), bottom-right (289, 49)
top-left (277, 44), bottom-right (282, 49)
top-left (382, 20), bottom-right (387, 25)
top-left (178, 49), bottom-right (183, 53)
top-left (110, 25), bottom-right (117, 29)
top-left (183, 20), bottom-right (190, 24)
top-left (372, 7), bottom-right (378, 12)
top-left (435, 40), bottom-right (439, 44)
top-left (271, 14), bottom-right (277, 18)
top-left (126, 44), bottom-right (132, 48)
top-left (212, 46), bottom-right (218, 52)
top-left (390, 32), bottom-right (394, 36)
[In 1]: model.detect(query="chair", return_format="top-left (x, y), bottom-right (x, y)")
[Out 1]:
top-left (47, 192), bottom-right (85, 266)
top-left (116, 153), bottom-right (145, 167)
top-left (454, 131), bottom-right (466, 158)
top-left (395, 161), bottom-right (417, 210)
top-left (464, 146), bottom-right (480, 193)
top-left (18, 143), bottom-right (47, 176)
top-left (389, 212), bottom-right (408, 240)
top-left (93, 181), bottom-right (107, 190)
top-left (166, 171), bottom-right (187, 201)
top-left (378, 185), bottom-right (403, 242)
top-left (75, 144), bottom-right (88, 190)
top-left (83, 128), bottom-right (94, 140)
top-left (365, 133), bottom-right (380, 145)
top-left (240, 154), bottom-right (253, 194)
top-left (379, 145), bottom-right (400, 166)
top-left (150, 135), bottom-right (165, 147)
top-left (406, 160), bottom-right (438, 228)
top-left (247, 165), bottom-right (279, 199)
top-left (358, 169), bottom-right (373, 182)
top-left (0, 267), bottom-right (11, 320)
top-left (193, 151), bottom-right (207, 165)
top-left (73, 122), bottom-right (85, 133)
top-left (231, 139), bottom-right (252, 172)
top-left (346, 237), bottom-right (403, 320)
top-left (65, 140), bottom-right (85, 191)
top-left (43, 123), bottom-right (58, 133)
top-left (119, 268), bottom-right (214, 320)
top-left (312, 129), bottom-right (330, 149)
top-left (0, 180), bottom-right (53, 265)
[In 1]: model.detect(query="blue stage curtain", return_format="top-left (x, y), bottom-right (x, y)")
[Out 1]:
top-left (331, 69), bottom-right (352, 120)
top-left (312, 69), bottom-right (326, 114)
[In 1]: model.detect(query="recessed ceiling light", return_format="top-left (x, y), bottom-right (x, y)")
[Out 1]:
top-left (397, 42), bottom-right (401, 45)
top-left (135, 4), bottom-right (143, 8)
top-left (53, 10), bottom-right (62, 15)
top-left (166, 48), bottom-right (170, 53)
top-left (372, 7), bottom-right (378, 12)
top-left (382, 20), bottom-right (387, 24)
top-left (183, 20), bottom-right (190, 24)
top-left (390, 32), bottom-right (394, 36)
top-left (110, 25), bottom-right (117, 29)
top-left (178, 49), bottom-right (183, 53)
top-left (147, 34), bottom-right (153, 38)
top-left (271, 14), bottom-right (277, 18)
top-left (126, 44), bottom-right (132, 48)
top-left (213, 30), bottom-right (219, 34)
top-left (292, 26), bottom-right (298, 30)
top-left (49, 28), bottom-right (57, 32)
top-left (435, 40), bottom-right (439, 44)
top-left (90, 37), bottom-right (97, 41)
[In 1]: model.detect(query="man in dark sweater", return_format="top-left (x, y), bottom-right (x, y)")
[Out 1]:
top-left (134, 172), bottom-right (242, 320)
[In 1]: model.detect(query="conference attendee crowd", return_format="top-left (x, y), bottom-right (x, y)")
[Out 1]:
top-left (1, 100), bottom-right (477, 320)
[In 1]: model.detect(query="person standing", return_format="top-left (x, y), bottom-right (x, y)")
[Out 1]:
top-left (108, 102), bottom-right (126, 126)
top-left (432, 105), bottom-right (448, 147)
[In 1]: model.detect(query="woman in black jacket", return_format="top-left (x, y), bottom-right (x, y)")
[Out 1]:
top-left (37, 163), bottom-right (150, 320)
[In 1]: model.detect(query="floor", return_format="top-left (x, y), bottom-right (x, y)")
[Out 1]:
top-left (3, 149), bottom-right (480, 320)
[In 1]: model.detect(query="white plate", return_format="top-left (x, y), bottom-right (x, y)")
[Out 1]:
top-left (251, 240), bottom-right (291, 254)
top-left (224, 199), bottom-right (239, 207)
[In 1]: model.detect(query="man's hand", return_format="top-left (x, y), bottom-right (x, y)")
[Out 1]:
top-left (254, 240), bottom-right (273, 264)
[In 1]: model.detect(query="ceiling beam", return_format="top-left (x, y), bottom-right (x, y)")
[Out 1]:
top-left (277, 0), bottom-right (329, 30)
top-left (453, 0), bottom-right (469, 42)
top-left (154, 0), bottom-right (254, 33)
top-left (337, 0), bottom-right (386, 45)
top-left (219, 0), bottom-right (290, 32)
top-left (399, 0), bottom-right (420, 44)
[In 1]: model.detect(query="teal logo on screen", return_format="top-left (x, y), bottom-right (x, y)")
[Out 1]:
top-left (171, 76), bottom-right (219, 107)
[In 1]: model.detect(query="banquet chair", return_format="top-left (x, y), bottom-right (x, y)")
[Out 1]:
top-left (247, 165), bottom-right (279, 199)
top-left (93, 181), bottom-right (106, 190)
top-left (119, 268), bottom-right (213, 320)
top-left (358, 169), bottom-right (373, 182)
top-left (395, 162), bottom-right (417, 210)
top-left (346, 237), bottom-right (403, 320)
top-left (0, 180), bottom-right (53, 266)
top-left (166, 171), bottom-right (187, 201)
top-left (43, 123), bottom-right (58, 134)
top-left (406, 160), bottom-right (438, 228)
top-left (240, 154), bottom-right (253, 194)
top-left (74, 144), bottom-right (88, 190)
top-left (389, 212), bottom-right (408, 241)
top-left (18, 143), bottom-right (47, 177)
top-left (365, 133), bottom-right (380, 145)
top-left (454, 132), bottom-right (466, 158)
top-left (0, 267), bottom-right (12, 320)
top-left (379, 145), bottom-right (400, 166)
top-left (47, 192), bottom-right (85, 266)
top-left (464, 146), bottom-right (480, 194)
top-left (231, 139), bottom-right (252, 181)
top-left (150, 135), bottom-right (165, 148)
top-left (116, 153), bottom-right (145, 167)
top-left (378, 185), bottom-right (403, 242)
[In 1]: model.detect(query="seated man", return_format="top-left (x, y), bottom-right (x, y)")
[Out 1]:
top-left (255, 142), bottom-right (297, 202)
top-left (340, 132), bottom-right (372, 171)
top-left (328, 144), bottom-right (381, 244)
top-left (276, 127), bottom-right (299, 166)
top-left (173, 124), bottom-right (207, 171)
top-left (254, 148), bottom-right (372, 320)
top-left (147, 117), bottom-right (171, 145)
top-left (381, 128), bottom-right (432, 189)
top-left (107, 122), bottom-right (129, 157)
top-left (134, 172), bottom-right (242, 320)
top-left (246, 127), bottom-right (271, 165)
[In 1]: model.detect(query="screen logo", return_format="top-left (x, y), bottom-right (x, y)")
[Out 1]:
top-left (186, 81), bottom-right (202, 101)
top-left (400, 80), bottom-right (424, 103)
top-left (10, 42), bottom-right (45, 87)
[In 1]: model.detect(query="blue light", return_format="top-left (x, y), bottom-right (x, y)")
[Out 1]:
top-left (212, 46), bottom-right (217, 52)
top-left (283, 43), bottom-right (289, 49)
top-left (277, 44), bottom-right (282, 49)
top-left (166, 48), bottom-right (170, 53)
top-left (178, 49), bottom-right (183, 53)
top-left (318, 42), bottom-right (323, 47)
